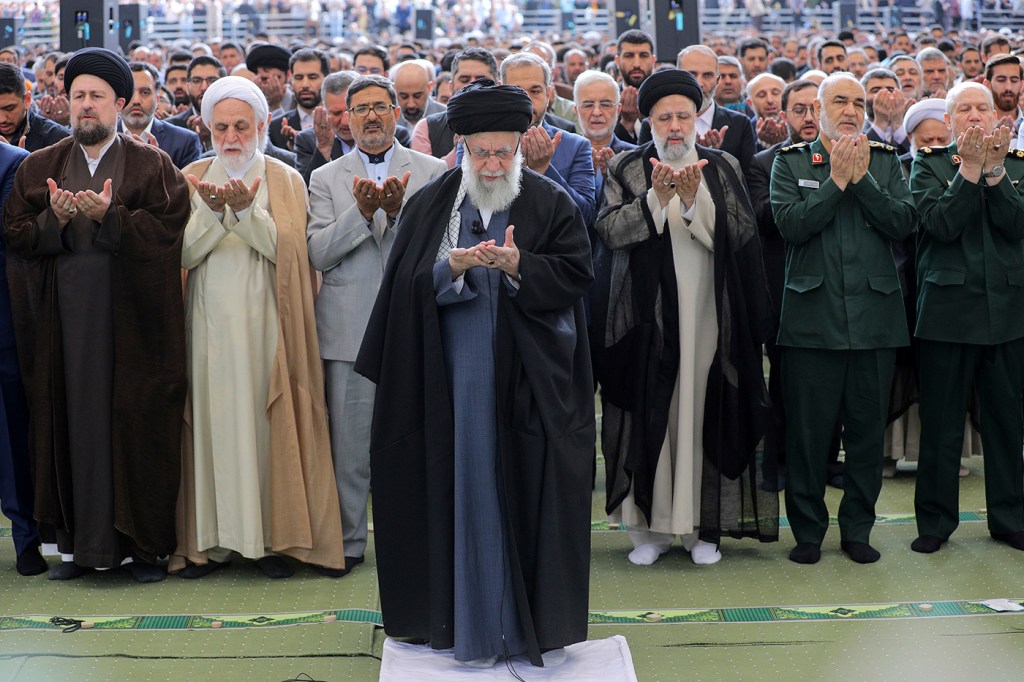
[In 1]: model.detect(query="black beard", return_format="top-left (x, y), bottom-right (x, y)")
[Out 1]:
top-left (74, 121), bottom-right (114, 146)
top-left (297, 92), bottom-right (322, 109)
top-left (623, 71), bottom-right (648, 88)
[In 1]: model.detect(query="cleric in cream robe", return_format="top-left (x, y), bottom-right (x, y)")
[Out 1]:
top-left (172, 77), bottom-right (344, 580)
top-left (595, 69), bottom-right (777, 568)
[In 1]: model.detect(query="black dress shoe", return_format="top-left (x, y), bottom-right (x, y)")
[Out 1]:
top-left (179, 560), bottom-right (230, 580)
top-left (911, 535), bottom-right (944, 553)
top-left (48, 561), bottom-right (91, 581)
top-left (318, 555), bottom-right (364, 578)
top-left (126, 561), bottom-right (167, 583)
top-left (16, 547), bottom-right (47, 576)
top-left (991, 531), bottom-right (1024, 550)
top-left (256, 555), bottom-right (294, 579)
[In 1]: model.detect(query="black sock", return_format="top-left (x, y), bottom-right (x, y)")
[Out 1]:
top-left (911, 535), bottom-right (943, 553)
top-left (841, 541), bottom-right (880, 564)
top-left (788, 542), bottom-right (821, 564)
top-left (991, 531), bottom-right (1024, 550)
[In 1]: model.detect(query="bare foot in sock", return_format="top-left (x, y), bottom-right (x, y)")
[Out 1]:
top-left (541, 648), bottom-right (567, 667)
top-left (690, 540), bottom-right (722, 565)
top-left (627, 544), bottom-right (668, 566)
top-left (462, 656), bottom-right (498, 668)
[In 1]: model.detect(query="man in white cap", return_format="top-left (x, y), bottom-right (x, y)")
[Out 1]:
top-left (171, 76), bottom-right (345, 580)
top-left (904, 98), bottom-right (953, 163)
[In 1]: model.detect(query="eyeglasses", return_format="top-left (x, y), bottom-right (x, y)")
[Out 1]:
top-left (355, 66), bottom-right (384, 75)
top-left (466, 142), bottom-right (520, 161)
top-left (350, 103), bottom-right (396, 118)
top-left (577, 100), bottom-right (618, 112)
top-left (189, 76), bottom-right (219, 86)
top-left (788, 105), bottom-right (812, 117)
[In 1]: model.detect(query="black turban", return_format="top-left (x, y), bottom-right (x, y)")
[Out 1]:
top-left (637, 69), bottom-right (704, 118)
top-left (63, 48), bottom-right (134, 103)
top-left (247, 44), bottom-right (291, 73)
top-left (446, 79), bottom-right (533, 135)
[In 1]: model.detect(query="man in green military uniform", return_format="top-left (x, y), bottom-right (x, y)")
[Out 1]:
top-left (770, 73), bottom-right (917, 565)
top-left (909, 82), bottom-right (1024, 554)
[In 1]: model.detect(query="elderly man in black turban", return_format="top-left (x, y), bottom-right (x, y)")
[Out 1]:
top-left (3, 47), bottom-right (190, 583)
top-left (595, 69), bottom-right (777, 568)
top-left (355, 79), bottom-right (595, 669)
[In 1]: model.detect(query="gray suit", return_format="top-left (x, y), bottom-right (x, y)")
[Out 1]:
top-left (308, 144), bottom-right (446, 557)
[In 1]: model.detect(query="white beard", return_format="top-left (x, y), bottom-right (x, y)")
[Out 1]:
top-left (462, 151), bottom-right (524, 214)
top-left (215, 136), bottom-right (259, 177)
top-left (652, 126), bottom-right (696, 162)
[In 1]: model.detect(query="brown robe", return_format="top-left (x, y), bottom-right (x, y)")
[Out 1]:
top-left (170, 155), bottom-right (344, 571)
top-left (2, 134), bottom-right (190, 564)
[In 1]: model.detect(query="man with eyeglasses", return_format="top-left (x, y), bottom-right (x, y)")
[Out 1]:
top-left (166, 55), bottom-right (226, 152)
top-left (862, 68), bottom-right (911, 156)
top-left (247, 44), bottom-right (293, 118)
top-left (771, 73), bottom-right (916, 566)
top-left (354, 79), bottom-right (594, 670)
top-left (747, 79), bottom-right (819, 492)
top-left (498, 52), bottom-right (595, 226)
top-left (353, 46), bottom-right (389, 78)
top-left (268, 49), bottom-right (329, 151)
top-left (573, 70), bottom-right (635, 203)
top-left (307, 74), bottom-right (445, 579)
top-left (596, 69), bottom-right (775, 569)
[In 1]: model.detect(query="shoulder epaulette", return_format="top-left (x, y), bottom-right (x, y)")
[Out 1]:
top-left (867, 140), bottom-right (896, 152)
top-left (778, 142), bottom-right (808, 153)
top-left (1007, 148), bottom-right (1024, 159)
top-left (918, 145), bottom-right (950, 155)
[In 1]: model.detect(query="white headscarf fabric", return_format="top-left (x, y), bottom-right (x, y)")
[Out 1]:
top-left (200, 75), bottom-right (270, 130)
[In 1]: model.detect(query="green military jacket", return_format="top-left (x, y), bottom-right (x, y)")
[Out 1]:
top-left (910, 144), bottom-right (1024, 345)
top-left (770, 137), bottom-right (917, 349)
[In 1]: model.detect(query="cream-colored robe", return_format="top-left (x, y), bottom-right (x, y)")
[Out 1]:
top-left (613, 146), bottom-right (719, 538)
top-left (171, 155), bottom-right (345, 571)
top-left (182, 156), bottom-right (279, 559)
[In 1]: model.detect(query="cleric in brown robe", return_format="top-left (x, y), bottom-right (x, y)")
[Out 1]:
top-left (2, 47), bottom-right (190, 583)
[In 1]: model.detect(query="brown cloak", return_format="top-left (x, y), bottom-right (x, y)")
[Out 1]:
top-left (2, 134), bottom-right (190, 562)
top-left (170, 155), bottom-right (344, 571)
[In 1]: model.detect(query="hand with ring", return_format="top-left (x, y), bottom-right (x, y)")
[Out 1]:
top-left (379, 171), bottom-right (412, 219)
top-left (650, 157), bottom-right (678, 208)
top-left (353, 175), bottom-right (381, 220)
top-left (46, 177), bottom-right (78, 227)
top-left (186, 174), bottom-right (228, 213)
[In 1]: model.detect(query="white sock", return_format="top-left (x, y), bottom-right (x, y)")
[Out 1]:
top-left (542, 648), bottom-right (567, 667)
top-left (628, 543), bottom-right (668, 566)
top-left (690, 540), bottom-right (722, 565)
top-left (461, 656), bottom-right (498, 668)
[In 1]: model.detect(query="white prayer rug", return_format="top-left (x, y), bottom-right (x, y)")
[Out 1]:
top-left (379, 635), bottom-right (638, 681)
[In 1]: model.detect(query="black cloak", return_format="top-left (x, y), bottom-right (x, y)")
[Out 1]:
top-left (596, 142), bottom-right (779, 543)
top-left (355, 168), bottom-right (595, 666)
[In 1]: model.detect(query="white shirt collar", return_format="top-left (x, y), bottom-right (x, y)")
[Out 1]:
top-left (80, 135), bottom-right (118, 176)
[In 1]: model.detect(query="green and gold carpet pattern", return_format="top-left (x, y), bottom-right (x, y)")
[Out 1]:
top-left (2, 600), bottom-right (1020, 634)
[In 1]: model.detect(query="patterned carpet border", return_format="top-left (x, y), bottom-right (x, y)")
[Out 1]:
top-left (589, 510), bottom-right (988, 531)
top-left (1, 600), bottom-right (1019, 633)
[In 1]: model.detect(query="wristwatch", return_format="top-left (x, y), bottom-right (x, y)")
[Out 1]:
top-left (983, 164), bottom-right (1004, 179)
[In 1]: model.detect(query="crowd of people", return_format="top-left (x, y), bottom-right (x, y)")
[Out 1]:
top-left (0, 18), bottom-right (1024, 670)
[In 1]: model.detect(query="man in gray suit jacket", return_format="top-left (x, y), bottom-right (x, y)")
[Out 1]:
top-left (307, 75), bottom-right (446, 575)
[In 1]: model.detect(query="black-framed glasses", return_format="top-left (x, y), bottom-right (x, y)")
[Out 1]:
top-left (350, 103), bottom-right (396, 118)
top-left (189, 76), bottom-right (219, 86)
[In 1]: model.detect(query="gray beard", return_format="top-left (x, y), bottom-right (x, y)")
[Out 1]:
top-left (74, 121), bottom-right (115, 147)
top-left (462, 151), bottom-right (523, 214)
top-left (653, 128), bottom-right (696, 162)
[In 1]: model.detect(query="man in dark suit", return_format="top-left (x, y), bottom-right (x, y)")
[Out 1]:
top-left (0, 63), bottom-right (69, 152)
top-left (165, 55), bottom-right (226, 152)
top-left (862, 67), bottom-right (911, 156)
top-left (746, 78), bottom-right (820, 491)
top-left (268, 48), bottom-right (329, 151)
top-left (0, 140), bottom-right (46, 576)
top-left (120, 62), bottom-right (202, 170)
top-left (612, 29), bottom-right (656, 145)
top-left (391, 59), bottom-right (445, 132)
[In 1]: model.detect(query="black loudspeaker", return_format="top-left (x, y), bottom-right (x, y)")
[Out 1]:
top-left (0, 19), bottom-right (23, 48)
top-left (60, 0), bottom-right (119, 52)
top-left (837, 0), bottom-right (857, 28)
top-left (118, 4), bottom-right (147, 53)
top-left (612, 0), bottom-right (642, 38)
top-left (561, 11), bottom-right (575, 31)
top-left (414, 9), bottom-right (433, 42)
top-left (651, 0), bottom-right (701, 64)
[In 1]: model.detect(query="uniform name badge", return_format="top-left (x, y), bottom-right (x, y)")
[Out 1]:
top-left (798, 179), bottom-right (820, 189)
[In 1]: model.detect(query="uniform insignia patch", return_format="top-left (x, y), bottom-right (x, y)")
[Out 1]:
top-left (951, 155), bottom-right (962, 165)
top-left (812, 153), bottom-right (824, 164)
top-left (922, 147), bottom-right (932, 154)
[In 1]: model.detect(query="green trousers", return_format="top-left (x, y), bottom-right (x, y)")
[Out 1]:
top-left (916, 338), bottom-right (1024, 539)
top-left (782, 347), bottom-right (896, 545)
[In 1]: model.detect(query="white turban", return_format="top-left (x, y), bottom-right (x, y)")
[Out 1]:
top-left (903, 97), bottom-right (946, 135)
top-left (200, 75), bottom-right (270, 131)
